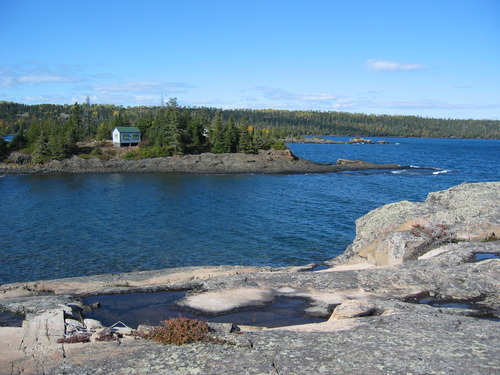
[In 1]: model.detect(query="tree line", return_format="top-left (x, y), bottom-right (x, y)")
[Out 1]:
top-left (1, 100), bottom-right (499, 162)
top-left (0, 99), bottom-right (286, 162)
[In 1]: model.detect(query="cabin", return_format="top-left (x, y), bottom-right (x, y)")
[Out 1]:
top-left (112, 127), bottom-right (141, 147)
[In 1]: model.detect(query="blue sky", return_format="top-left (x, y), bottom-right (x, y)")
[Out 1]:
top-left (1, 0), bottom-right (499, 119)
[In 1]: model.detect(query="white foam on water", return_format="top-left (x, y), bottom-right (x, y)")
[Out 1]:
top-left (432, 169), bottom-right (452, 175)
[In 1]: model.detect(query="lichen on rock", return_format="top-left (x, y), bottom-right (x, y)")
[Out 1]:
top-left (330, 182), bottom-right (500, 267)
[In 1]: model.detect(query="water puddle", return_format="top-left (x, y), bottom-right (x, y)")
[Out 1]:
top-left (473, 252), bottom-right (499, 261)
top-left (404, 293), bottom-right (499, 321)
top-left (0, 311), bottom-right (25, 327)
top-left (419, 299), bottom-right (475, 309)
top-left (83, 291), bottom-right (326, 329)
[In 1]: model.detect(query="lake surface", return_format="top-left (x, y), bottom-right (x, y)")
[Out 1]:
top-left (1, 137), bottom-right (499, 284)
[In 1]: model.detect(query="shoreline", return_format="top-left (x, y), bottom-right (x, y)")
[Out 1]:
top-left (1, 182), bottom-right (498, 374)
top-left (0, 149), bottom-right (411, 175)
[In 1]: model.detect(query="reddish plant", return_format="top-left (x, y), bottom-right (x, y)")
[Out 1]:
top-left (57, 333), bottom-right (90, 344)
top-left (410, 223), bottom-right (452, 242)
top-left (143, 317), bottom-right (210, 346)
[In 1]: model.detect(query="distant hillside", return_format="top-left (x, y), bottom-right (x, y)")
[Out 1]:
top-left (1, 101), bottom-right (499, 139)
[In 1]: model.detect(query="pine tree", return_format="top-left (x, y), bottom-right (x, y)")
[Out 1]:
top-left (69, 102), bottom-right (83, 140)
top-left (237, 120), bottom-right (256, 154)
top-left (32, 131), bottom-right (50, 164)
top-left (225, 114), bottom-right (239, 153)
top-left (9, 128), bottom-right (27, 151)
top-left (210, 110), bottom-right (227, 153)
top-left (164, 98), bottom-right (183, 155)
top-left (48, 130), bottom-right (66, 160)
top-left (96, 122), bottom-right (111, 140)
top-left (0, 137), bottom-right (7, 159)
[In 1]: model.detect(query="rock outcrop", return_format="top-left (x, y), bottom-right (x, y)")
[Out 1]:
top-left (329, 181), bottom-right (500, 267)
top-left (0, 182), bottom-right (498, 374)
top-left (0, 149), bottom-right (408, 175)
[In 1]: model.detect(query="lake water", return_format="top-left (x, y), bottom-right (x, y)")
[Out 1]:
top-left (1, 137), bottom-right (499, 284)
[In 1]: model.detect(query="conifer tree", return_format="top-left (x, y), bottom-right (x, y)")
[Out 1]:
top-left (237, 119), bottom-right (256, 154)
top-left (165, 98), bottom-right (183, 155)
top-left (48, 129), bottom-right (66, 160)
top-left (69, 102), bottom-right (83, 140)
top-left (0, 137), bottom-right (7, 159)
top-left (225, 114), bottom-right (239, 153)
top-left (31, 131), bottom-right (50, 163)
top-left (210, 110), bottom-right (227, 153)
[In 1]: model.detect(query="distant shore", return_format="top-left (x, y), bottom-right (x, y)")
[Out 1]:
top-left (285, 136), bottom-right (389, 144)
top-left (0, 149), bottom-right (409, 175)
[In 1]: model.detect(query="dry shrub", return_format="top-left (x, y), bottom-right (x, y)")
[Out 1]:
top-left (144, 317), bottom-right (210, 346)
top-left (410, 223), bottom-right (452, 242)
top-left (57, 333), bottom-right (90, 344)
top-left (95, 328), bottom-right (119, 342)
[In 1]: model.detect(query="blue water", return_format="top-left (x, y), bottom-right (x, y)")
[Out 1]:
top-left (1, 137), bottom-right (499, 284)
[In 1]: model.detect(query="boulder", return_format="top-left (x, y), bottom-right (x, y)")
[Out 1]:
top-left (330, 182), bottom-right (500, 266)
top-left (6, 152), bottom-right (32, 164)
top-left (83, 318), bottom-right (104, 330)
top-left (329, 299), bottom-right (376, 320)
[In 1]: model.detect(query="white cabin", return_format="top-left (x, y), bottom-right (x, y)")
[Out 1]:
top-left (112, 127), bottom-right (141, 146)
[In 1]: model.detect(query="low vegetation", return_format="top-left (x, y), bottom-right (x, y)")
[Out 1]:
top-left (139, 317), bottom-right (211, 345)
top-left (410, 223), bottom-right (454, 244)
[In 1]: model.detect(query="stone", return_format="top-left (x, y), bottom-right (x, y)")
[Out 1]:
top-left (84, 318), bottom-right (104, 330)
top-left (65, 318), bottom-right (85, 334)
top-left (207, 322), bottom-right (239, 334)
top-left (178, 287), bottom-right (274, 314)
top-left (330, 182), bottom-right (500, 267)
top-left (329, 299), bottom-right (376, 320)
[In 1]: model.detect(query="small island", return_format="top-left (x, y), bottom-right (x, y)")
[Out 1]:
top-left (0, 147), bottom-right (409, 175)
top-left (2, 100), bottom-right (499, 173)
top-left (285, 136), bottom-right (390, 144)
top-left (0, 100), bottom-right (411, 175)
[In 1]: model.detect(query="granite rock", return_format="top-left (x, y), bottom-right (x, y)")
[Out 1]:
top-left (330, 181), bottom-right (500, 266)
top-left (0, 182), bottom-right (498, 374)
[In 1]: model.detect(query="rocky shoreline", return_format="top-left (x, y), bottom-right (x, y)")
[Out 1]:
top-left (0, 149), bottom-right (409, 175)
top-left (285, 136), bottom-right (389, 144)
top-left (0, 182), bottom-right (498, 374)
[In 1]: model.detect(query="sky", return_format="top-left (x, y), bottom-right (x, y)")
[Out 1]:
top-left (1, 0), bottom-right (499, 120)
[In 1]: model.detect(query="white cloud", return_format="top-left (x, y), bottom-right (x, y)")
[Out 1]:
top-left (255, 87), bottom-right (339, 102)
top-left (0, 63), bottom-right (84, 87)
top-left (365, 59), bottom-right (427, 72)
top-left (331, 98), bottom-right (355, 109)
top-left (18, 75), bottom-right (81, 84)
top-left (22, 95), bottom-right (73, 103)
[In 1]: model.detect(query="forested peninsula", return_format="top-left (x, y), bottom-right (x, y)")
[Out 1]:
top-left (1, 99), bottom-right (499, 166)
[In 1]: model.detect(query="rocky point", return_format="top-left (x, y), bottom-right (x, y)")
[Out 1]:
top-left (0, 182), bottom-right (498, 374)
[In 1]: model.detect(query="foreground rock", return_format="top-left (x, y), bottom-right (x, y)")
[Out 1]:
top-left (0, 182), bottom-right (498, 374)
top-left (0, 149), bottom-right (408, 175)
top-left (329, 181), bottom-right (500, 267)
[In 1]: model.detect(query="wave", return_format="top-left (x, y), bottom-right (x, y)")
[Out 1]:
top-left (390, 167), bottom-right (454, 176)
top-left (432, 169), bottom-right (453, 175)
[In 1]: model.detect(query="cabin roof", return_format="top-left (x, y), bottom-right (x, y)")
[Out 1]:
top-left (114, 126), bottom-right (140, 133)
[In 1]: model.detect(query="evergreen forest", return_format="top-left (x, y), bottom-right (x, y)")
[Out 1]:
top-left (1, 100), bottom-right (499, 163)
